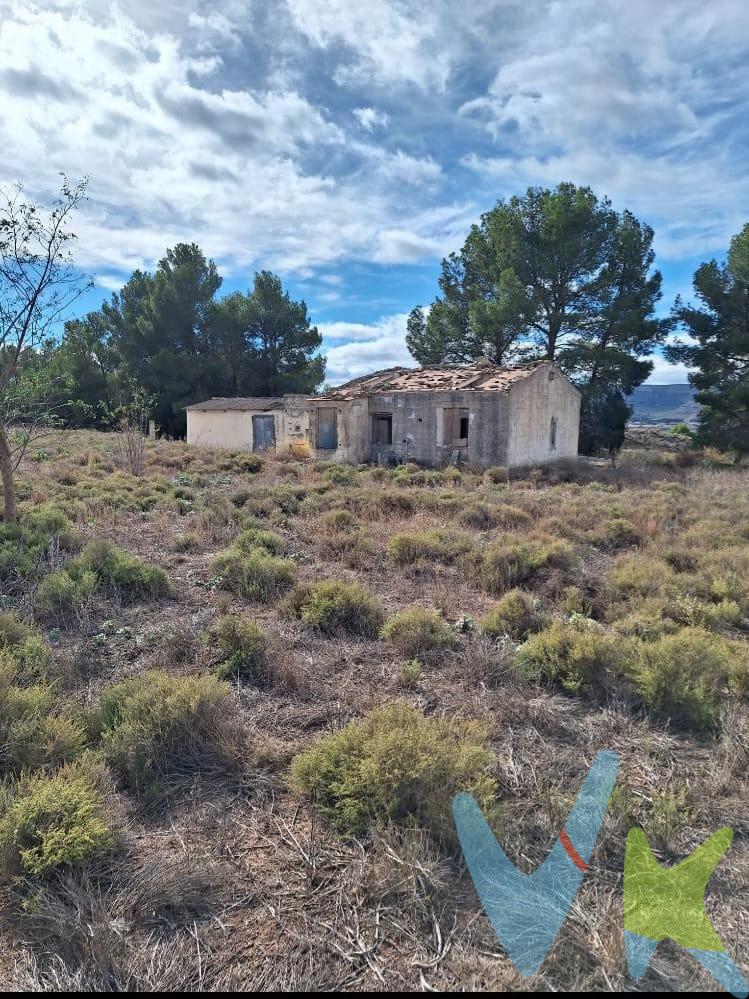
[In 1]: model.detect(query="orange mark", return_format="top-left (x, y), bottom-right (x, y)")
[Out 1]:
top-left (560, 829), bottom-right (588, 872)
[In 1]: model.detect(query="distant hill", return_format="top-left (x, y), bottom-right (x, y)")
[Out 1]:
top-left (628, 383), bottom-right (699, 425)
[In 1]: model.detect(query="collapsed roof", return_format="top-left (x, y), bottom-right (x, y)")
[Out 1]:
top-left (315, 360), bottom-right (552, 401)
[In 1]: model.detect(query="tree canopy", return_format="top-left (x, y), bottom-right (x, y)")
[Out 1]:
top-left (55, 250), bottom-right (325, 436)
top-left (407, 183), bottom-right (669, 454)
top-left (666, 223), bottom-right (749, 457)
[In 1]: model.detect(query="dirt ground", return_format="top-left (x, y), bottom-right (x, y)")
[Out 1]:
top-left (1, 431), bottom-right (747, 992)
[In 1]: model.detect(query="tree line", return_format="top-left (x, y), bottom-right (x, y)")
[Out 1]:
top-left (49, 244), bottom-right (325, 438)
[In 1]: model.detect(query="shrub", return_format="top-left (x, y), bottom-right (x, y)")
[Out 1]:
top-left (325, 465), bottom-right (356, 485)
top-left (381, 608), bottom-right (457, 658)
top-left (481, 590), bottom-right (543, 641)
top-left (386, 529), bottom-right (472, 566)
top-left (457, 503), bottom-right (497, 530)
top-left (289, 702), bottom-right (496, 839)
top-left (211, 546), bottom-right (295, 601)
top-left (399, 660), bottom-right (421, 688)
top-left (90, 670), bottom-right (244, 795)
top-left (172, 531), bottom-right (198, 553)
top-left (320, 509), bottom-right (357, 533)
top-left (609, 556), bottom-right (673, 599)
top-left (223, 452), bottom-right (262, 474)
top-left (0, 613), bottom-right (50, 682)
top-left (633, 628), bottom-right (745, 731)
top-left (515, 618), bottom-right (629, 694)
top-left (284, 581), bottom-right (385, 637)
top-left (77, 540), bottom-right (171, 601)
top-left (386, 531), bottom-right (436, 566)
top-left (492, 504), bottom-right (532, 529)
top-left (0, 505), bottom-right (78, 582)
top-left (477, 540), bottom-right (575, 594)
top-left (663, 549), bottom-right (699, 574)
top-left (0, 667), bottom-right (86, 775)
top-left (591, 518), bottom-right (642, 550)
top-left (0, 760), bottom-right (115, 878)
top-left (233, 526), bottom-right (285, 556)
top-left (35, 567), bottom-right (97, 625)
top-left (207, 615), bottom-right (268, 682)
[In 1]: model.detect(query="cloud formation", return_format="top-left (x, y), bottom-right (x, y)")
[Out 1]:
top-left (0, 0), bottom-right (745, 384)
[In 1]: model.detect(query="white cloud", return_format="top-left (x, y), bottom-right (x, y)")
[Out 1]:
top-left (353, 106), bottom-right (389, 131)
top-left (642, 355), bottom-right (695, 385)
top-left (0, 1), bottom-right (460, 279)
top-left (321, 312), bottom-right (412, 381)
top-left (285, 0), bottom-right (451, 89)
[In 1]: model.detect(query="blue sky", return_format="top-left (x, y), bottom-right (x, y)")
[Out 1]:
top-left (2, 1), bottom-right (748, 385)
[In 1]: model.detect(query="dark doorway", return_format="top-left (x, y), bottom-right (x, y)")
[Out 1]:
top-left (318, 408), bottom-right (338, 450)
top-left (372, 414), bottom-right (393, 445)
top-left (252, 414), bottom-right (276, 452)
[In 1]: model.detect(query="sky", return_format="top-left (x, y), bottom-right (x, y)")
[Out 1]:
top-left (1, 1), bottom-right (748, 386)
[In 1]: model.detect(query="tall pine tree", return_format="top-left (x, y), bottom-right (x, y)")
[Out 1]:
top-left (407, 183), bottom-right (668, 454)
top-left (666, 223), bottom-right (749, 457)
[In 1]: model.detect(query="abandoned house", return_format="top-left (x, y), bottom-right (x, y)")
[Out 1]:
top-left (186, 360), bottom-right (581, 469)
top-left (185, 394), bottom-right (310, 453)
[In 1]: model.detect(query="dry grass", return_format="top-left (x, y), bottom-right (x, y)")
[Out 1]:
top-left (0, 430), bottom-right (746, 992)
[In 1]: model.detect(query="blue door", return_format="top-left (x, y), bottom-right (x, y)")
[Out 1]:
top-left (252, 414), bottom-right (276, 451)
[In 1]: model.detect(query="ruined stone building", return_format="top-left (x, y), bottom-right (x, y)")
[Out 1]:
top-left (186, 360), bottom-right (580, 469)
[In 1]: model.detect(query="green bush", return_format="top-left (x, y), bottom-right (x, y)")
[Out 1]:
top-left (386, 529), bottom-right (473, 566)
top-left (381, 608), bottom-right (457, 658)
top-left (633, 628), bottom-right (746, 731)
top-left (77, 540), bottom-right (171, 601)
top-left (90, 670), bottom-right (244, 796)
top-left (289, 702), bottom-right (496, 839)
top-left (325, 465), bottom-right (356, 485)
top-left (233, 526), bottom-right (285, 556)
top-left (207, 614), bottom-right (268, 682)
top-left (35, 567), bottom-right (97, 625)
top-left (211, 545), bottom-right (295, 601)
top-left (0, 760), bottom-right (115, 878)
top-left (0, 666), bottom-right (85, 775)
top-left (0, 504), bottom-right (78, 582)
top-left (481, 590), bottom-right (543, 641)
top-left (609, 556), bottom-right (673, 599)
top-left (284, 581), bottom-right (385, 637)
top-left (477, 540), bottom-right (575, 594)
top-left (0, 613), bottom-right (50, 682)
top-left (515, 618), bottom-right (629, 694)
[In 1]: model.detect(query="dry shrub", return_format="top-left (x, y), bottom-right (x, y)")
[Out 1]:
top-left (289, 701), bottom-right (496, 842)
top-left (381, 607), bottom-right (458, 658)
top-left (283, 580), bottom-right (385, 638)
top-left (89, 670), bottom-right (246, 796)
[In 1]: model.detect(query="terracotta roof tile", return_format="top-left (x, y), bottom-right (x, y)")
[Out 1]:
top-left (316, 361), bottom-right (552, 400)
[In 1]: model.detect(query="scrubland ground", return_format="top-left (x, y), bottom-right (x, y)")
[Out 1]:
top-left (0, 430), bottom-right (747, 992)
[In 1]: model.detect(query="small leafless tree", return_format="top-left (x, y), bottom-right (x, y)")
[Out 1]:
top-left (0, 176), bottom-right (89, 522)
top-left (112, 383), bottom-right (155, 476)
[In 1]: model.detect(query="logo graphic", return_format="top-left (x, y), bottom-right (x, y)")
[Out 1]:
top-left (453, 751), bottom-right (747, 996)
top-left (452, 749), bottom-right (619, 975)
top-left (624, 826), bottom-right (748, 998)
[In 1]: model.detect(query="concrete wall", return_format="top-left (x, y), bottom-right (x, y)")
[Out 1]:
top-left (187, 409), bottom-right (256, 449)
top-left (186, 398), bottom-right (310, 452)
top-left (307, 398), bottom-right (370, 463)
top-left (363, 390), bottom-right (511, 468)
top-left (505, 363), bottom-right (580, 467)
